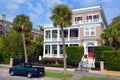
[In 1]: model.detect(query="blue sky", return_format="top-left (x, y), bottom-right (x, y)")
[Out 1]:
top-left (0, 0), bottom-right (120, 28)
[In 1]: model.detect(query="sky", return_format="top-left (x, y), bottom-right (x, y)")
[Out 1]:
top-left (0, 0), bottom-right (120, 28)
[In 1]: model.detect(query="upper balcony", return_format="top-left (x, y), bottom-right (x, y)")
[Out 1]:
top-left (73, 19), bottom-right (102, 25)
top-left (44, 28), bottom-right (80, 42)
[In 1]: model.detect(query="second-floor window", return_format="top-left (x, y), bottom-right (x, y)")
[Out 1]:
top-left (84, 27), bottom-right (96, 36)
top-left (46, 30), bottom-right (50, 39)
top-left (87, 15), bottom-right (99, 20)
top-left (87, 15), bottom-right (92, 20)
top-left (75, 17), bottom-right (82, 22)
top-left (93, 15), bottom-right (99, 19)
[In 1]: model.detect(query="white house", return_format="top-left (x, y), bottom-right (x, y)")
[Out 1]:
top-left (43, 5), bottom-right (107, 68)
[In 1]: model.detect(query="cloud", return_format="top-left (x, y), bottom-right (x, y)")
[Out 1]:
top-left (1, 0), bottom-right (25, 10)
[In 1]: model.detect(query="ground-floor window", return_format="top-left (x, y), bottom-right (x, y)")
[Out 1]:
top-left (45, 45), bottom-right (50, 54)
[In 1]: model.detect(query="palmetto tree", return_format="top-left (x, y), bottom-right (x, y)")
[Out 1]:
top-left (50, 4), bottom-right (72, 74)
top-left (13, 14), bottom-right (33, 63)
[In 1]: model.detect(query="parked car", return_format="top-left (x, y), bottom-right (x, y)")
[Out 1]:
top-left (9, 63), bottom-right (45, 78)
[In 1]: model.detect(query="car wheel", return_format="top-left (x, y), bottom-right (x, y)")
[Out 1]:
top-left (10, 71), bottom-right (14, 76)
top-left (27, 72), bottom-right (32, 78)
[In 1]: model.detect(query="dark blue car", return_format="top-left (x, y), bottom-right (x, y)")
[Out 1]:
top-left (9, 63), bottom-right (45, 78)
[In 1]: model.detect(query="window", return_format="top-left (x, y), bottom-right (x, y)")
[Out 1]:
top-left (87, 15), bottom-right (92, 20)
top-left (84, 27), bottom-right (96, 36)
top-left (85, 28), bottom-right (89, 36)
top-left (91, 27), bottom-right (95, 36)
top-left (75, 17), bottom-right (82, 21)
top-left (93, 15), bottom-right (99, 19)
top-left (46, 30), bottom-right (50, 39)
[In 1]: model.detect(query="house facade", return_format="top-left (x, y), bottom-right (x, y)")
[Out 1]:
top-left (31, 28), bottom-right (44, 41)
top-left (43, 5), bottom-right (107, 66)
top-left (0, 14), bottom-right (12, 36)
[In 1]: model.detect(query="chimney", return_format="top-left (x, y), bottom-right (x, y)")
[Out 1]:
top-left (0, 14), bottom-right (6, 20)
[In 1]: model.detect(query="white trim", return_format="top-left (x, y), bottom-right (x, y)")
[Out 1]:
top-left (72, 5), bottom-right (101, 13)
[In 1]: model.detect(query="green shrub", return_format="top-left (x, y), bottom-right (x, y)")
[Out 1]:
top-left (102, 51), bottom-right (120, 71)
top-left (67, 46), bottom-right (84, 67)
top-left (41, 58), bottom-right (63, 64)
top-left (94, 46), bottom-right (112, 61)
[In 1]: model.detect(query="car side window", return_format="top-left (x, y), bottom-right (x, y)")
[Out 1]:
top-left (24, 64), bottom-right (32, 68)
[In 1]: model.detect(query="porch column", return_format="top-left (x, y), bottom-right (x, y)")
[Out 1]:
top-left (50, 45), bottom-right (52, 57)
top-left (68, 28), bottom-right (70, 41)
top-left (44, 30), bottom-right (46, 41)
top-left (57, 44), bottom-right (60, 57)
top-left (43, 45), bottom-right (46, 57)
top-left (57, 29), bottom-right (60, 41)
top-left (50, 30), bottom-right (52, 41)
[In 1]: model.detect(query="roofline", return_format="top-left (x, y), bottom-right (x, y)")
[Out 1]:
top-left (72, 5), bottom-right (101, 13)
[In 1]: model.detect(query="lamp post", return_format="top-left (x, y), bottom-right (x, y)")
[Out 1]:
top-left (21, 25), bottom-right (28, 63)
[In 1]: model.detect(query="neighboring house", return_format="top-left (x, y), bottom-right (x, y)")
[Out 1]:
top-left (43, 5), bottom-right (107, 68)
top-left (0, 14), bottom-right (43, 40)
top-left (0, 14), bottom-right (12, 36)
top-left (31, 28), bottom-right (44, 40)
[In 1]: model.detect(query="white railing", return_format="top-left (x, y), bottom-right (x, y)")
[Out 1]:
top-left (45, 37), bottom-right (79, 41)
top-left (70, 37), bottom-right (78, 40)
top-left (52, 54), bottom-right (57, 57)
top-left (59, 54), bottom-right (63, 57)
top-left (73, 19), bottom-right (101, 25)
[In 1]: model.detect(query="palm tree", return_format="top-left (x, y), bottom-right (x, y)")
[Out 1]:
top-left (13, 14), bottom-right (33, 63)
top-left (50, 4), bottom-right (72, 75)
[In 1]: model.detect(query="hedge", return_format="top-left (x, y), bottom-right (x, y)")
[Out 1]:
top-left (94, 46), bottom-right (112, 61)
top-left (102, 51), bottom-right (120, 71)
top-left (67, 46), bottom-right (84, 67)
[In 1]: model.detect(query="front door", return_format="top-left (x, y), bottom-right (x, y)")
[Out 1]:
top-left (88, 47), bottom-right (94, 58)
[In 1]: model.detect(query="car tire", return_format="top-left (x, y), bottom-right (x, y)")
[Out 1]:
top-left (27, 72), bottom-right (32, 78)
top-left (10, 71), bottom-right (14, 76)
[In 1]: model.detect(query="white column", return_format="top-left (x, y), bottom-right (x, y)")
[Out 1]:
top-left (68, 28), bottom-right (70, 41)
top-left (57, 29), bottom-right (60, 41)
top-left (50, 30), bottom-right (52, 41)
top-left (50, 45), bottom-right (52, 57)
top-left (43, 45), bottom-right (46, 57)
top-left (57, 44), bottom-right (60, 58)
top-left (44, 30), bottom-right (46, 41)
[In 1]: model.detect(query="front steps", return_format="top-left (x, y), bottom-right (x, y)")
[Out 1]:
top-left (76, 55), bottom-right (95, 71)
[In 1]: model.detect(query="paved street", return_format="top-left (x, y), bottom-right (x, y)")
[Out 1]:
top-left (0, 68), bottom-right (120, 80)
top-left (0, 68), bottom-right (60, 80)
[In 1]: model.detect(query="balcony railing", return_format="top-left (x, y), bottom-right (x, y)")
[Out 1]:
top-left (73, 19), bottom-right (101, 25)
top-left (45, 37), bottom-right (79, 41)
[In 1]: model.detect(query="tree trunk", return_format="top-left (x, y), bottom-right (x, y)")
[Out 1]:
top-left (22, 31), bottom-right (28, 63)
top-left (61, 26), bottom-right (67, 75)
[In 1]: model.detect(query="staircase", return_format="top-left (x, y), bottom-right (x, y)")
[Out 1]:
top-left (76, 55), bottom-right (95, 71)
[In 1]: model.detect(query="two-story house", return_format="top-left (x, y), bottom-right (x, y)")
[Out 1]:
top-left (43, 5), bottom-right (107, 67)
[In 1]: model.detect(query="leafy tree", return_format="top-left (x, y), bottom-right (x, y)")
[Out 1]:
top-left (50, 4), bottom-right (72, 74)
top-left (101, 15), bottom-right (120, 49)
top-left (27, 34), bottom-right (44, 63)
top-left (0, 29), bottom-right (24, 63)
top-left (13, 14), bottom-right (33, 63)
top-left (35, 34), bottom-right (44, 45)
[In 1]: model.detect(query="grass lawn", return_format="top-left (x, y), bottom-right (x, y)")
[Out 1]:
top-left (80, 76), bottom-right (113, 80)
top-left (45, 71), bottom-right (73, 79)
